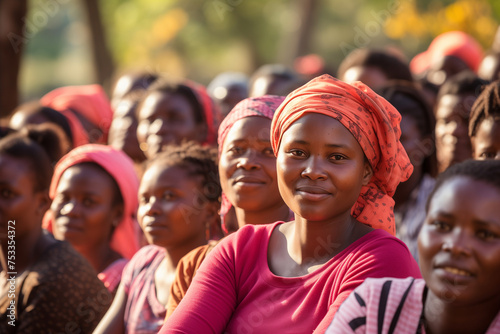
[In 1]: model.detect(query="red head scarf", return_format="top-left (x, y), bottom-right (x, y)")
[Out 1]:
top-left (40, 85), bottom-right (113, 146)
top-left (217, 95), bottom-right (286, 233)
top-left (271, 75), bottom-right (413, 235)
top-left (410, 31), bottom-right (483, 75)
top-left (43, 144), bottom-right (141, 259)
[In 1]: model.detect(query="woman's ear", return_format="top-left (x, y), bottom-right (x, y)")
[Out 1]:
top-left (35, 192), bottom-right (51, 218)
top-left (362, 162), bottom-right (374, 186)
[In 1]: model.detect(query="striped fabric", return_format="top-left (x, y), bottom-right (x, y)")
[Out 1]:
top-left (326, 277), bottom-right (500, 334)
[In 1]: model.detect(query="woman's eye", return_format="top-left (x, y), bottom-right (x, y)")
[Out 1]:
top-left (289, 149), bottom-right (306, 157)
top-left (229, 146), bottom-right (244, 155)
top-left (163, 191), bottom-right (176, 200)
top-left (82, 198), bottom-right (95, 207)
top-left (0, 188), bottom-right (14, 199)
top-left (263, 147), bottom-right (274, 157)
top-left (479, 151), bottom-right (496, 160)
top-left (330, 154), bottom-right (346, 161)
top-left (431, 220), bottom-right (451, 231)
top-left (477, 229), bottom-right (498, 241)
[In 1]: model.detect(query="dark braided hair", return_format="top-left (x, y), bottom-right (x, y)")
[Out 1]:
top-left (145, 141), bottom-right (221, 203)
top-left (469, 80), bottom-right (500, 137)
top-left (337, 48), bottom-right (413, 82)
top-left (378, 80), bottom-right (438, 177)
top-left (426, 159), bottom-right (500, 212)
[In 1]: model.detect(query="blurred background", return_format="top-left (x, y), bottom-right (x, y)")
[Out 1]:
top-left (2, 0), bottom-right (500, 116)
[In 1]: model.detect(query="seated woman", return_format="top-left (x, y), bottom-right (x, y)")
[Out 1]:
top-left (136, 79), bottom-right (220, 159)
top-left (165, 95), bottom-right (292, 318)
top-left (161, 75), bottom-right (421, 333)
top-left (327, 159), bottom-right (500, 333)
top-left (469, 80), bottom-right (500, 161)
top-left (93, 142), bottom-right (222, 334)
top-left (0, 125), bottom-right (111, 332)
top-left (43, 144), bottom-right (141, 294)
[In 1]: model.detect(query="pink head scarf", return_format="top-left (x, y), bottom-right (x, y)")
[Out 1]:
top-left (271, 75), bottom-right (413, 235)
top-left (40, 85), bottom-right (114, 146)
top-left (43, 144), bottom-right (141, 259)
top-left (217, 95), bottom-right (286, 233)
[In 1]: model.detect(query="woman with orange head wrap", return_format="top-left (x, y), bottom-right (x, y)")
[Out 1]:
top-left (160, 75), bottom-right (420, 333)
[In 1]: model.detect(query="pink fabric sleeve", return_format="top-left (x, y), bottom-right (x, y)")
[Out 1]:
top-left (314, 239), bottom-right (421, 333)
top-left (160, 233), bottom-right (240, 333)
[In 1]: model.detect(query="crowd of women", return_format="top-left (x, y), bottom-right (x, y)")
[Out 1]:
top-left (1, 29), bottom-right (500, 333)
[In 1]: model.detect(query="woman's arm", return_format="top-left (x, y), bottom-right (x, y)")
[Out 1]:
top-left (93, 282), bottom-right (127, 334)
top-left (159, 239), bottom-right (238, 333)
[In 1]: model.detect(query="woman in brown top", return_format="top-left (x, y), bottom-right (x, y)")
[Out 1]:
top-left (0, 125), bottom-right (111, 333)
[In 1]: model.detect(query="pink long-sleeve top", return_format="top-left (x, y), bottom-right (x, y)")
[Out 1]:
top-left (161, 222), bottom-right (421, 333)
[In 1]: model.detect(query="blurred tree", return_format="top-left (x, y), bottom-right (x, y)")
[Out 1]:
top-left (81, 0), bottom-right (115, 90)
top-left (0, 0), bottom-right (27, 117)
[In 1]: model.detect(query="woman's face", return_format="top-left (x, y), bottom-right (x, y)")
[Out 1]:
top-left (137, 164), bottom-right (210, 249)
top-left (108, 97), bottom-right (145, 162)
top-left (137, 91), bottom-right (206, 159)
top-left (0, 155), bottom-right (48, 239)
top-left (276, 113), bottom-right (372, 223)
top-left (51, 164), bottom-right (123, 251)
top-left (472, 117), bottom-right (500, 160)
top-left (435, 94), bottom-right (475, 171)
top-left (418, 176), bottom-right (500, 306)
top-left (219, 117), bottom-right (284, 213)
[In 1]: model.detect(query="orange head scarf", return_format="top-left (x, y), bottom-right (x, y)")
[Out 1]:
top-left (43, 144), bottom-right (141, 259)
top-left (271, 74), bottom-right (413, 235)
top-left (40, 85), bottom-right (113, 146)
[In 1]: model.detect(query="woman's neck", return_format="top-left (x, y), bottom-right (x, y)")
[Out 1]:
top-left (424, 289), bottom-right (500, 334)
top-left (75, 243), bottom-right (121, 274)
top-left (289, 213), bottom-right (369, 264)
top-left (236, 202), bottom-right (291, 227)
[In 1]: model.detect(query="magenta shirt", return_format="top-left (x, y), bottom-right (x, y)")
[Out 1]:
top-left (161, 222), bottom-right (421, 333)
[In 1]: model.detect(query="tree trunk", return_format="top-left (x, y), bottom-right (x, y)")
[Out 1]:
top-left (0, 0), bottom-right (27, 118)
top-left (80, 0), bottom-right (114, 92)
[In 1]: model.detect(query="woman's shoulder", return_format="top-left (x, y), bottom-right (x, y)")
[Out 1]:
top-left (351, 229), bottom-right (411, 252)
top-left (216, 222), bottom-right (281, 252)
top-left (337, 230), bottom-right (422, 278)
top-left (33, 239), bottom-right (99, 278)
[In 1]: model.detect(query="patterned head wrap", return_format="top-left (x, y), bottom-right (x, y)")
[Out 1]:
top-left (271, 75), bottom-right (413, 235)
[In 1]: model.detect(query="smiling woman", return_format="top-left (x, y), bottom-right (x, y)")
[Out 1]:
top-left (327, 159), bottom-right (500, 334)
top-left (160, 74), bottom-right (421, 334)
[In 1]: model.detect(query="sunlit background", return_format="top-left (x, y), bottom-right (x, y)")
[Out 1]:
top-left (19, 0), bottom-right (500, 101)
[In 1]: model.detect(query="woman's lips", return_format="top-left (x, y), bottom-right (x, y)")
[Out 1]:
top-left (296, 185), bottom-right (331, 201)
